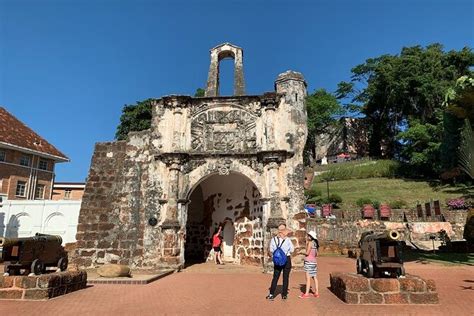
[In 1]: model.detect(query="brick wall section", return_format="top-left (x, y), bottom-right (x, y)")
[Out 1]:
top-left (0, 148), bottom-right (55, 200)
top-left (52, 188), bottom-right (84, 200)
top-left (330, 272), bottom-right (439, 304)
top-left (74, 141), bottom-right (159, 268)
top-left (0, 271), bottom-right (87, 300)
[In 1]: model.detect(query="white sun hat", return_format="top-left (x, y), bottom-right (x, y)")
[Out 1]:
top-left (307, 230), bottom-right (318, 240)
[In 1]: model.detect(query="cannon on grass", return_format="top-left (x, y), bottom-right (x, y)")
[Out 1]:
top-left (0, 233), bottom-right (68, 275)
top-left (356, 230), bottom-right (405, 278)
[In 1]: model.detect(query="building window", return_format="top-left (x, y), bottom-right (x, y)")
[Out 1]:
top-left (39, 159), bottom-right (48, 170)
top-left (35, 184), bottom-right (45, 199)
top-left (0, 150), bottom-right (5, 162)
top-left (64, 189), bottom-right (72, 200)
top-left (20, 155), bottom-right (31, 166)
top-left (16, 181), bottom-right (27, 197)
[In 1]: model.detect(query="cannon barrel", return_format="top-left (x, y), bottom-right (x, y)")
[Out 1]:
top-left (0, 234), bottom-right (62, 247)
top-left (361, 230), bottom-right (400, 242)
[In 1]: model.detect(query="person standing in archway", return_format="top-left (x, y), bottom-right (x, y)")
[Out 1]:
top-left (266, 223), bottom-right (294, 300)
top-left (212, 225), bottom-right (224, 265)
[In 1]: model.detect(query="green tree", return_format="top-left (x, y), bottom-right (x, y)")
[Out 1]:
top-left (441, 75), bottom-right (474, 178)
top-left (115, 99), bottom-right (154, 140)
top-left (305, 89), bottom-right (344, 164)
top-left (336, 44), bottom-right (474, 159)
top-left (194, 88), bottom-right (205, 97)
top-left (459, 119), bottom-right (474, 179)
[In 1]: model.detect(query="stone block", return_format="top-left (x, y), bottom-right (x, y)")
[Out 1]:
top-left (97, 264), bottom-right (131, 278)
top-left (52, 286), bottom-right (67, 297)
top-left (410, 293), bottom-right (439, 304)
top-left (24, 289), bottom-right (51, 300)
top-left (426, 279), bottom-right (437, 292)
top-left (0, 289), bottom-right (23, 299)
top-left (38, 274), bottom-right (61, 289)
top-left (399, 277), bottom-right (425, 292)
top-left (343, 292), bottom-right (359, 304)
top-left (370, 278), bottom-right (400, 293)
top-left (0, 276), bottom-right (15, 288)
top-left (331, 273), bottom-right (370, 292)
top-left (384, 293), bottom-right (409, 304)
top-left (359, 292), bottom-right (384, 304)
top-left (14, 276), bottom-right (38, 289)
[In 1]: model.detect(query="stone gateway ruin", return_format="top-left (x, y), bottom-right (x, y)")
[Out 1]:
top-left (74, 43), bottom-right (308, 269)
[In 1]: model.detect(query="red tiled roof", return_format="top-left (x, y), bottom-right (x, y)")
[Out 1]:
top-left (0, 107), bottom-right (69, 161)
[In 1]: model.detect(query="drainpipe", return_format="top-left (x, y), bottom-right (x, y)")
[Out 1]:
top-left (27, 155), bottom-right (34, 199)
top-left (50, 162), bottom-right (55, 200)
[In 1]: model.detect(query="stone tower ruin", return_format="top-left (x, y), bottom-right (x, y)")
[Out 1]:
top-left (74, 43), bottom-right (308, 269)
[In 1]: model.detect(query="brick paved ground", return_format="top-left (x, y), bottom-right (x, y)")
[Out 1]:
top-left (0, 257), bottom-right (472, 315)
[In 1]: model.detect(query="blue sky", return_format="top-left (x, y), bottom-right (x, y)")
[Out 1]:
top-left (1, 0), bottom-right (473, 181)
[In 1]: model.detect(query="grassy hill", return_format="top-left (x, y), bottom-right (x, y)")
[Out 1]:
top-left (311, 177), bottom-right (460, 209)
top-left (309, 159), bottom-right (464, 209)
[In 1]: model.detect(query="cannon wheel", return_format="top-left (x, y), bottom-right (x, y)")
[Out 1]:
top-left (366, 262), bottom-right (374, 278)
top-left (57, 257), bottom-right (68, 271)
top-left (31, 259), bottom-right (44, 275)
top-left (356, 258), bottom-right (363, 274)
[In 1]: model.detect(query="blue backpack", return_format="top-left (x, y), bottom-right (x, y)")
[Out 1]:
top-left (272, 237), bottom-right (288, 267)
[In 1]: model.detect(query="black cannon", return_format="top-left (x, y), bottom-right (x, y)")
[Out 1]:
top-left (356, 230), bottom-right (405, 278)
top-left (0, 233), bottom-right (68, 275)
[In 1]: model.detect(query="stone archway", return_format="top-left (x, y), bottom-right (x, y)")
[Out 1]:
top-left (184, 172), bottom-right (264, 266)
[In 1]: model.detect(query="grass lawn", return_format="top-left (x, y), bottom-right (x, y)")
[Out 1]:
top-left (311, 177), bottom-right (462, 209)
top-left (403, 251), bottom-right (474, 266)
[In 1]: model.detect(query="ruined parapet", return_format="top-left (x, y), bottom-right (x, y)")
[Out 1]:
top-left (205, 43), bottom-right (245, 97)
top-left (75, 44), bottom-right (308, 271)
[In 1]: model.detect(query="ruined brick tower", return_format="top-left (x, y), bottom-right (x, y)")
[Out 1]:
top-left (74, 43), bottom-right (308, 269)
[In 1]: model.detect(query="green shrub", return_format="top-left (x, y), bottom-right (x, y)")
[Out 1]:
top-left (389, 199), bottom-right (408, 209)
top-left (356, 197), bottom-right (373, 207)
top-left (307, 196), bottom-right (323, 204)
top-left (329, 194), bottom-right (343, 204)
top-left (356, 197), bottom-right (380, 209)
top-left (305, 188), bottom-right (321, 197)
top-left (372, 200), bottom-right (381, 209)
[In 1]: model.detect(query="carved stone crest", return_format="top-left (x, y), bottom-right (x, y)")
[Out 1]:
top-left (191, 108), bottom-right (257, 152)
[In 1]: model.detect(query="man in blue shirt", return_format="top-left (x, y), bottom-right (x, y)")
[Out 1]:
top-left (266, 223), bottom-right (294, 300)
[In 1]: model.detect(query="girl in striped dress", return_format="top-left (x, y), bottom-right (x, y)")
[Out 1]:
top-left (299, 230), bottom-right (319, 298)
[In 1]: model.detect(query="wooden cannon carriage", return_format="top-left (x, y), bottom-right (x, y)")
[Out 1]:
top-left (0, 233), bottom-right (68, 275)
top-left (356, 230), bottom-right (405, 278)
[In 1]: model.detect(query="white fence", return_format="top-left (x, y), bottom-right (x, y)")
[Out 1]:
top-left (0, 200), bottom-right (81, 244)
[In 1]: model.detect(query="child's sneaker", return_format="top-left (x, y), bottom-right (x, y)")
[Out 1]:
top-left (266, 294), bottom-right (275, 301)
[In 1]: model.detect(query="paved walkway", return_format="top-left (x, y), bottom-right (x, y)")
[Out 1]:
top-left (1, 257), bottom-right (473, 315)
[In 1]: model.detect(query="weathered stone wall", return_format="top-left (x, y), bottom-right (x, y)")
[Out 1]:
top-left (286, 209), bottom-right (468, 256)
top-left (75, 44), bottom-right (308, 270)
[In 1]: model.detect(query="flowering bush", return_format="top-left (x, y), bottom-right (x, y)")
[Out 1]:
top-left (446, 198), bottom-right (466, 210)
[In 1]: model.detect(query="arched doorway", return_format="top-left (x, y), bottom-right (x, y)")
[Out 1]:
top-left (184, 172), bottom-right (264, 266)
